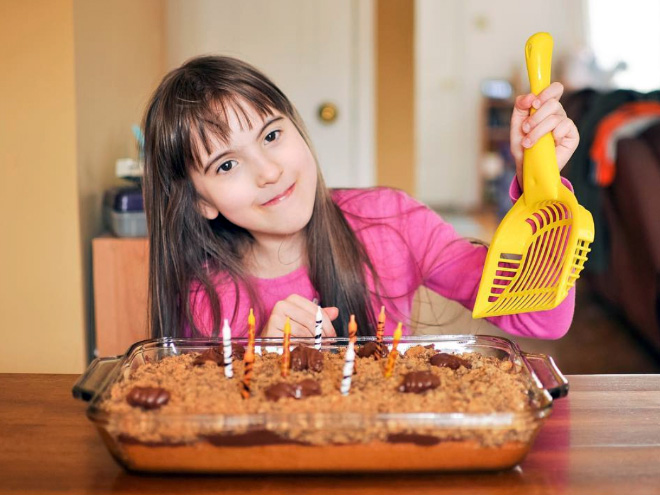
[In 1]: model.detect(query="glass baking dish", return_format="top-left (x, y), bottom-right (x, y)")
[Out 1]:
top-left (73, 334), bottom-right (568, 473)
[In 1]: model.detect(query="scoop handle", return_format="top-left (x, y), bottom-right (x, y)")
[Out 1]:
top-left (523, 32), bottom-right (561, 203)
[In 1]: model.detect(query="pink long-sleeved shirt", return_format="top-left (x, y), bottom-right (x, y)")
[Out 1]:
top-left (189, 182), bottom-right (575, 339)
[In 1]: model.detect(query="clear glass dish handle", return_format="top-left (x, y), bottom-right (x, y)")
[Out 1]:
top-left (72, 356), bottom-right (122, 402)
top-left (522, 352), bottom-right (569, 399)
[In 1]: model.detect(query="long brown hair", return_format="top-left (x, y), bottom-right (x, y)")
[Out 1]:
top-left (142, 55), bottom-right (379, 338)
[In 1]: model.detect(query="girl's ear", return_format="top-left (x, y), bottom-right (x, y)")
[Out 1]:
top-left (197, 197), bottom-right (220, 220)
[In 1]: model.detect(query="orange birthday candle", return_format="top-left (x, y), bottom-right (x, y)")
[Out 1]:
top-left (247, 308), bottom-right (256, 349)
top-left (281, 316), bottom-right (291, 377)
top-left (384, 322), bottom-right (403, 378)
top-left (240, 346), bottom-right (254, 399)
top-left (376, 306), bottom-right (386, 360)
top-left (348, 314), bottom-right (358, 344)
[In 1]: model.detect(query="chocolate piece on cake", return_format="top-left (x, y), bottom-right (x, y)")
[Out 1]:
top-left (398, 371), bottom-right (441, 394)
top-left (193, 343), bottom-right (245, 366)
top-left (430, 352), bottom-right (472, 370)
top-left (126, 386), bottom-right (170, 410)
top-left (264, 379), bottom-right (322, 402)
top-left (290, 346), bottom-right (324, 372)
top-left (357, 341), bottom-right (389, 359)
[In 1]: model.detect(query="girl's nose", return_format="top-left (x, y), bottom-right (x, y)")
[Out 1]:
top-left (255, 156), bottom-right (283, 187)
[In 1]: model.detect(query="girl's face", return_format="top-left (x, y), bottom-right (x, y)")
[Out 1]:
top-left (189, 100), bottom-right (318, 245)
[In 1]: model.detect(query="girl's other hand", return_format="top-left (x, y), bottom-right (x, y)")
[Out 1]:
top-left (510, 82), bottom-right (579, 189)
top-left (261, 294), bottom-right (338, 338)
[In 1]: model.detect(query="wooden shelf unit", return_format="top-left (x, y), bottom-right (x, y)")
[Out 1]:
top-left (479, 97), bottom-right (515, 208)
top-left (92, 235), bottom-right (149, 357)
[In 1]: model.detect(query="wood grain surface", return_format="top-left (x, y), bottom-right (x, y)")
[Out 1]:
top-left (0, 374), bottom-right (658, 495)
top-left (92, 235), bottom-right (149, 355)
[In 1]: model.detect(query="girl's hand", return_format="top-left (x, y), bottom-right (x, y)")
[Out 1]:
top-left (261, 294), bottom-right (338, 338)
top-left (510, 82), bottom-right (579, 189)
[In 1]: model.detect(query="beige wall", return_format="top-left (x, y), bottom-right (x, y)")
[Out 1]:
top-left (73, 0), bottom-right (165, 367)
top-left (376, 0), bottom-right (415, 196)
top-left (0, 0), bottom-right (165, 373)
top-left (0, 0), bottom-right (85, 372)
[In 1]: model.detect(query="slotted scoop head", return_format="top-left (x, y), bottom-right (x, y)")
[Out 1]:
top-left (473, 33), bottom-right (594, 319)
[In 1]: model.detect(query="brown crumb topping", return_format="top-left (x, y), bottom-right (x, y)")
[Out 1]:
top-left (100, 345), bottom-right (539, 446)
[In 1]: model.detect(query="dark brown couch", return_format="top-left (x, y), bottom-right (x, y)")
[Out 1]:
top-left (562, 90), bottom-right (660, 353)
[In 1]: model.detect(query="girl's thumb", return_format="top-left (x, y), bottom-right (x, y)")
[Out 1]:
top-left (322, 306), bottom-right (339, 320)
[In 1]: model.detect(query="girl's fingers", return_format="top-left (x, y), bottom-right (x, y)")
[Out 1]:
top-left (275, 295), bottom-right (338, 337)
top-left (323, 306), bottom-right (339, 320)
top-left (522, 114), bottom-right (563, 148)
top-left (271, 295), bottom-right (341, 339)
top-left (552, 117), bottom-right (577, 144)
top-left (533, 82), bottom-right (565, 107)
top-left (321, 308), bottom-right (337, 337)
top-left (522, 114), bottom-right (579, 171)
top-left (286, 295), bottom-right (331, 335)
top-left (263, 313), bottom-right (285, 337)
top-left (523, 98), bottom-right (565, 134)
top-left (286, 294), bottom-right (319, 314)
top-left (267, 312), bottom-right (314, 338)
top-left (285, 294), bottom-right (339, 338)
top-left (513, 93), bottom-right (536, 114)
top-left (289, 320), bottom-right (315, 337)
top-left (261, 324), bottom-right (282, 338)
top-left (272, 300), bottom-right (315, 335)
top-left (553, 118), bottom-right (580, 170)
top-left (511, 94), bottom-right (536, 131)
top-left (510, 94), bottom-right (537, 169)
top-left (511, 82), bottom-right (577, 182)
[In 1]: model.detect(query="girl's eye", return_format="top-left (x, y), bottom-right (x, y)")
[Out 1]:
top-left (264, 130), bottom-right (281, 143)
top-left (217, 160), bottom-right (237, 173)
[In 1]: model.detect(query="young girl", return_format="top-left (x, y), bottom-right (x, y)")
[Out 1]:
top-left (142, 56), bottom-right (579, 340)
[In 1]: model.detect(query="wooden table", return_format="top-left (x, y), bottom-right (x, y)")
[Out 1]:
top-left (1, 374), bottom-right (659, 495)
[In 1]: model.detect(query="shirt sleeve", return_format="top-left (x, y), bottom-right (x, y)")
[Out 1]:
top-left (401, 183), bottom-right (575, 340)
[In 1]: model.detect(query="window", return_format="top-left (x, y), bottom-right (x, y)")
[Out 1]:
top-left (587, 0), bottom-right (660, 91)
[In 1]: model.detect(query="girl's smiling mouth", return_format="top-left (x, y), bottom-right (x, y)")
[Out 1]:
top-left (262, 183), bottom-right (296, 206)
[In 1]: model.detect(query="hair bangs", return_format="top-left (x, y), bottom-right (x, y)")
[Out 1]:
top-left (179, 81), bottom-right (292, 175)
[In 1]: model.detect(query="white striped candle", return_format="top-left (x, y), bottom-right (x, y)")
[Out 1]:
top-left (314, 306), bottom-right (323, 350)
top-left (340, 341), bottom-right (356, 395)
top-left (222, 318), bottom-right (233, 379)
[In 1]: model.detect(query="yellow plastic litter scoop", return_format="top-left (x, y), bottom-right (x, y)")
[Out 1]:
top-left (472, 32), bottom-right (594, 319)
